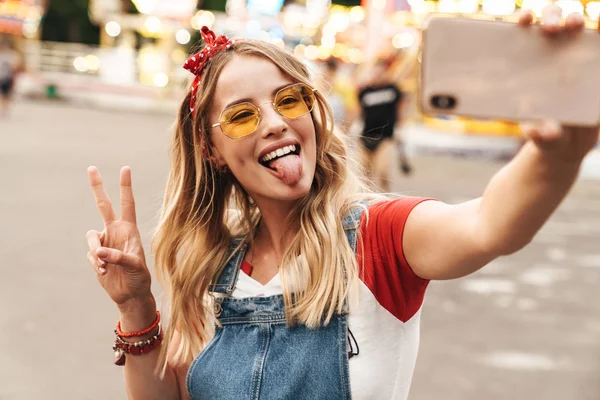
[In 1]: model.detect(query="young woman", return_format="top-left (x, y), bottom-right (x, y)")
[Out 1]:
top-left (85, 8), bottom-right (598, 400)
top-left (357, 56), bottom-right (408, 191)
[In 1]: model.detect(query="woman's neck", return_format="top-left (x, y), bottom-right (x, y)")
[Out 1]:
top-left (253, 199), bottom-right (299, 258)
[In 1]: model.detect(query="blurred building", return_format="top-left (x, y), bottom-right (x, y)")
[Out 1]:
top-left (6, 0), bottom-right (600, 141)
top-left (15, 0), bottom-right (600, 92)
top-left (0, 0), bottom-right (44, 38)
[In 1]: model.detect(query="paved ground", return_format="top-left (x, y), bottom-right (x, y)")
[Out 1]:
top-left (1, 100), bottom-right (599, 400)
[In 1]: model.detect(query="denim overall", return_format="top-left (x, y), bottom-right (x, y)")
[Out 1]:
top-left (186, 207), bottom-right (364, 400)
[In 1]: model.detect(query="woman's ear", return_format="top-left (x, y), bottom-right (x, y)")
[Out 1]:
top-left (205, 123), bottom-right (228, 170)
top-left (208, 145), bottom-right (228, 170)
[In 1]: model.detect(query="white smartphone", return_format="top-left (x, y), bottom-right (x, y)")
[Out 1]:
top-left (419, 15), bottom-right (600, 127)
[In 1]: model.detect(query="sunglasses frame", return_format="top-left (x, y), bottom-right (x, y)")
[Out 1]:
top-left (211, 83), bottom-right (317, 139)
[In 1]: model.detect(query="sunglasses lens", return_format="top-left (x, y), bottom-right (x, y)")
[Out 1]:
top-left (276, 84), bottom-right (315, 119)
top-left (219, 103), bottom-right (260, 138)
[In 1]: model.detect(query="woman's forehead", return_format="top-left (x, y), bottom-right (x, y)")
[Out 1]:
top-left (213, 54), bottom-right (293, 108)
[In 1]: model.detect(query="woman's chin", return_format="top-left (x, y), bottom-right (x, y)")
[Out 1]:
top-left (269, 183), bottom-right (312, 202)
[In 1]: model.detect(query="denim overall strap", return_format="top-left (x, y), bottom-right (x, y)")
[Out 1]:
top-left (341, 204), bottom-right (364, 253)
top-left (209, 237), bottom-right (247, 295)
top-left (341, 202), bottom-right (366, 304)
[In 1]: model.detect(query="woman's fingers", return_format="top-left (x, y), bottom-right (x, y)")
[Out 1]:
top-left (96, 247), bottom-right (140, 270)
top-left (86, 229), bottom-right (106, 267)
top-left (87, 250), bottom-right (107, 275)
top-left (540, 4), bottom-right (563, 34)
top-left (564, 12), bottom-right (585, 33)
top-left (521, 120), bottom-right (565, 147)
top-left (86, 229), bottom-right (103, 250)
top-left (520, 5), bottom-right (584, 35)
top-left (119, 166), bottom-right (137, 224)
top-left (88, 166), bottom-right (117, 224)
top-left (517, 9), bottom-right (535, 27)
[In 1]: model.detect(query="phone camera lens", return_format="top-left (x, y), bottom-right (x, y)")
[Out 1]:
top-left (431, 95), bottom-right (457, 110)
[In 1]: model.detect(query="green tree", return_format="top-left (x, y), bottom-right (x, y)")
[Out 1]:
top-left (41, 0), bottom-right (99, 44)
top-left (332, 0), bottom-right (361, 5)
top-left (40, 0), bottom-right (137, 44)
top-left (199, 0), bottom-right (226, 12)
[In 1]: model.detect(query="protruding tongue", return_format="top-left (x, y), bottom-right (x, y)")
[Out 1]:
top-left (269, 154), bottom-right (303, 186)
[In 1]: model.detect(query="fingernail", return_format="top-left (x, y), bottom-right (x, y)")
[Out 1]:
top-left (99, 267), bottom-right (106, 274)
top-left (97, 258), bottom-right (107, 267)
top-left (97, 248), bottom-right (108, 258)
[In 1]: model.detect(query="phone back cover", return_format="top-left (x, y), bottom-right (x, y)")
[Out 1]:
top-left (420, 16), bottom-right (600, 126)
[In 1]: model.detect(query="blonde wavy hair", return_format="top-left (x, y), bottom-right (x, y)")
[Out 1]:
top-left (153, 39), bottom-right (378, 370)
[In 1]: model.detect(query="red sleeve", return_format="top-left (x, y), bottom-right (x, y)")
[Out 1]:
top-left (357, 198), bottom-right (434, 322)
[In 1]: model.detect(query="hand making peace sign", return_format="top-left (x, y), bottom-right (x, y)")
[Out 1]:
top-left (85, 166), bottom-right (152, 308)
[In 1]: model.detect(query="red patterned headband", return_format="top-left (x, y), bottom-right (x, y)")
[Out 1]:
top-left (183, 26), bottom-right (233, 115)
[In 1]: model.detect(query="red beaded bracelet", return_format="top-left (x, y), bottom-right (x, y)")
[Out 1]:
top-left (113, 325), bottom-right (163, 366)
top-left (116, 311), bottom-right (160, 338)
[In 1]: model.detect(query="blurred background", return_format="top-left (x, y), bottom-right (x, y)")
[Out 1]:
top-left (1, 0), bottom-right (599, 399)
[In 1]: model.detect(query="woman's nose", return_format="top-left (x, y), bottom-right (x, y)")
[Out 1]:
top-left (258, 103), bottom-right (287, 139)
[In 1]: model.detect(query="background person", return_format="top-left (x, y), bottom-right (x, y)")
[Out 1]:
top-left (357, 56), bottom-right (409, 191)
top-left (0, 40), bottom-right (19, 117)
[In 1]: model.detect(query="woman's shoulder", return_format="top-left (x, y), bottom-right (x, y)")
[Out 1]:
top-left (345, 195), bottom-right (430, 211)
top-left (343, 195), bottom-right (437, 228)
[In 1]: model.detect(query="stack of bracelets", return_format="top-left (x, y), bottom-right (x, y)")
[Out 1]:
top-left (113, 311), bottom-right (162, 366)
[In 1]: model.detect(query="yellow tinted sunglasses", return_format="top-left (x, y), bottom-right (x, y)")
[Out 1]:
top-left (211, 83), bottom-right (317, 139)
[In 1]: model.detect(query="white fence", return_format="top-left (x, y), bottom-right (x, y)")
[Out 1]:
top-left (19, 39), bottom-right (188, 96)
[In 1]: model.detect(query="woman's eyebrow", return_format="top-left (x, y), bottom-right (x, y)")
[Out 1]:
top-left (223, 83), bottom-right (294, 109)
top-left (224, 97), bottom-right (253, 109)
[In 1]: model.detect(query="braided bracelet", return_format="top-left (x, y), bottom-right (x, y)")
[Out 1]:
top-left (116, 311), bottom-right (160, 338)
top-left (113, 324), bottom-right (162, 366)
